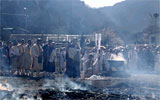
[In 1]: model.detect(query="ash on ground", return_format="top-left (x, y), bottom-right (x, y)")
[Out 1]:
top-left (0, 74), bottom-right (160, 100)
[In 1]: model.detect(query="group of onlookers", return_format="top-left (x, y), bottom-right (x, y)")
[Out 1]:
top-left (0, 39), bottom-right (160, 78)
top-left (126, 44), bottom-right (160, 73)
top-left (0, 38), bottom-right (77, 77)
top-left (0, 39), bottom-right (43, 75)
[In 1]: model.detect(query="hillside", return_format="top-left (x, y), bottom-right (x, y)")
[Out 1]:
top-left (0, 0), bottom-right (112, 34)
top-left (0, 0), bottom-right (159, 42)
top-left (99, 0), bottom-right (160, 33)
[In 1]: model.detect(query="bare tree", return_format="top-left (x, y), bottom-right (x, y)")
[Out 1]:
top-left (100, 28), bottom-right (124, 47)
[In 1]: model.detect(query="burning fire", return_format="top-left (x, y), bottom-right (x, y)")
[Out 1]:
top-left (110, 53), bottom-right (126, 61)
top-left (0, 80), bottom-right (11, 91)
top-left (0, 84), bottom-right (8, 91)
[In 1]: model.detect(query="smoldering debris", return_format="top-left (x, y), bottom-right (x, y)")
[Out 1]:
top-left (37, 88), bottom-right (141, 100)
top-left (42, 76), bottom-right (87, 92)
top-left (0, 75), bottom-right (160, 100)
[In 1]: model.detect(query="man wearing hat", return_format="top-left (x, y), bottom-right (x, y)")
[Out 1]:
top-left (31, 38), bottom-right (43, 73)
top-left (65, 39), bottom-right (81, 78)
top-left (43, 40), bottom-right (55, 72)
top-left (18, 39), bottom-right (26, 73)
top-left (24, 40), bottom-right (33, 73)
top-left (10, 40), bottom-right (21, 71)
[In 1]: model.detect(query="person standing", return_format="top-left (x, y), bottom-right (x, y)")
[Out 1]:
top-left (155, 50), bottom-right (160, 73)
top-left (65, 39), bottom-right (81, 78)
top-left (24, 40), bottom-right (33, 73)
top-left (53, 48), bottom-right (66, 74)
top-left (31, 38), bottom-right (43, 73)
top-left (3, 41), bottom-right (12, 70)
top-left (52, 48), bottom-right (61, 73)
top-left (43, 40), bottom-right (55, 72)
top-left (18, 39), bottom-right (26, 74)
top-left (128, 48), bottom-right (138, 72)
top-left (145, 47), bottom-right (155, 71)
top-left (10, 40), bottom-right (21, 72)
top-left (84, 54), bottom-right (95, 78)
top-left (98, 48), bottom-right (110, 75)
top-left (59, 48), bottom-right (66, 73)
top-left (0, 42), bottom-right (3, 70)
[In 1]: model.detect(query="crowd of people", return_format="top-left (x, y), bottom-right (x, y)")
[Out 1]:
top-left (0, 38), bottom-right (160, 78)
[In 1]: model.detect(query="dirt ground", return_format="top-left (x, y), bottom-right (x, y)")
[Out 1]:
top-left (0, 73), bottom-right (160, 100)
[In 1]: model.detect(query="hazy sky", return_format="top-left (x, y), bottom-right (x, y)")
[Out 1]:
top-left (81, 0), bottom-right (125, 8)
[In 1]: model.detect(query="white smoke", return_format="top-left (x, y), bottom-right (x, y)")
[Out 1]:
top-left (43, 76), bottom-right (87, 92)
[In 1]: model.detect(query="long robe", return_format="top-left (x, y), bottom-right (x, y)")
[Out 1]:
top-left (84, 60), bottom-right (94, 78)
top-left (43, 44), bottom-right (54, 72)
top-left (155, 53), bottom-right (160, 72)
top-left (60, 50), bottom-right (66, 73)
top-left (2, 46), bottom-right (11, 70)
top-left (128, 50), bottom-right (138, 71)
top-left (65, 46), bottom-right (80, 78)
top-left (10, 45), bottom-right (21, 70)
top-left (51, 49), bottom-right (60, 73)
top-left (0, 47), bottom-right (3, 69)
top-left (31, 44), bottom-right (43, 71)
top-left (98, 53), bottom-right (110, 74)
top-left (18, 44), bottom-right (25, 69)
top-left (53, 49), bottom-right (66, 73)
top-left (24, 45), bottom-right (33, 70)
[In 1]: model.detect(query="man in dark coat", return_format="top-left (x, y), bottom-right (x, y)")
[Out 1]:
top-left (43, 40), bottom-right (55, 72)
top-left (3, 41), bottom-right (12, 70)
top-left (65, 39), bottom-right (81, 78)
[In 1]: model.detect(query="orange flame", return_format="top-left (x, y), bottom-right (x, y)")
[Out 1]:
top-left (0, 84), bottom-right (8, 91)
